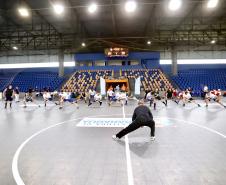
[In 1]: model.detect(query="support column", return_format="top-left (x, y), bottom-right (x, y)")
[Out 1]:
top-left (171, 46), bottom-right (178, 76)
top-left (58, 49), bottom-right (64, 77)
top-left (75, 60), bottom-right (79, 67)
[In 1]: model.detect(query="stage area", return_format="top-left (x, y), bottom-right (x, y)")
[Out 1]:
top-left (1, 99), bottom-right (226, 185)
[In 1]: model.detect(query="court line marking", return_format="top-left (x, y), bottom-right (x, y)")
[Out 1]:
top-left (12, 118), bottom-right (82, 185)
top-left (123, 105), bottom-right (134, 185)
top-left (12, 113), bottom-right (124, 185)
top-left (11, 114), bottom-right (226, 185)
top-left (162, 117), bottom-right (226, 139)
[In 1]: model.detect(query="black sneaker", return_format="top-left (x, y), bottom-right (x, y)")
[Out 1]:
top-left (100, 101), bottom-right (102, 106)
top-left (88, 102), bottom-right (92, 106)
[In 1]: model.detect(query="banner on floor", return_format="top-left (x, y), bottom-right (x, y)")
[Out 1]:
top-left (77, 118), bottom-right (131, 127)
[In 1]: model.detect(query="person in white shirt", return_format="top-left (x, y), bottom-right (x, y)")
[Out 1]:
top-left (112, 91), bottom-right (123, 106)
top-left (88, 93), bottom-right (102, 106)
top-left (43, 90), bottom-right (53, 107)
top-left (120, 92), bottom-right (128, 105)
top-left (203, 85), bottom-right (209, 99)
top-left (107, 89), bottom-right (114, 103)
top-left (205, 89), bottom-right (226, 108)
top-left (55, 92), bottom-right (79, 109)
top-left (88, 89), bottom-right (96, 106)
top-left (182, 90), bottom-right (201, 107)
top-left (146, 91), bottom-right (153, 107)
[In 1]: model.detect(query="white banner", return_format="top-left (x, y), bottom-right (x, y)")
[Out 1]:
top-left (100, 77), bottom-right (106, 95)
top-left (135, 77), bottom-right (141, 95)
top-left (77, 118), bottom-right (131, 127)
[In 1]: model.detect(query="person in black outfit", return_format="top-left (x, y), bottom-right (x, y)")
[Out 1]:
top-left (165, 88), bottom-right (174, 106)
top-left (4, 85), bottom-right (14, 109)
top-left (112, 100), bottom-right (155, 141)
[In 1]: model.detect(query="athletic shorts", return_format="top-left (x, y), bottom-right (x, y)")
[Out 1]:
top-left (44, 98), bottom-right (53, 101)
top-left (203, 92), bottom-right (208, 97)
top-left (5, 96), bottom-right (13, 101)
top-left (64, 99), bottom-right (74, 103)
top-left (155, 96), bottom-right (161, 100)
top-left (25, 97), bottom-right (33, 102)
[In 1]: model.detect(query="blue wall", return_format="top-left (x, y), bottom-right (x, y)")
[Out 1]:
top-left (161, 64), bottom-right (226, 74)
top-left (74, 52), bottom-right (160, 63)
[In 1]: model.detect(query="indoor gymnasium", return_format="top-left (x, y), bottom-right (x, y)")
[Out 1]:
top-left (1, 0), bottom-right (226, 185)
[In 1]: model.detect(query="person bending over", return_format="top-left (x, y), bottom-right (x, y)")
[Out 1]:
top-left (182, 90), bottom-right (201, 107)
top-left (205, 89), bottom-right (226, 108)
top-left (23, 88), bottom-right (40, 108)
top-left (146, 91), bottom-right (153, 107)
top-left (112, 100), bottom-right (155, 141)
top-left (43, 90), bottom-right (53, 107)
top-left (88, 93), bottom-right (102, 106)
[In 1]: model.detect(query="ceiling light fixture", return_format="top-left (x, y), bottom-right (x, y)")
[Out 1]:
top-left (12, 46), bottom-right (18, 50)
top-left (53, 4), bottom-right (64, 15)
top-left (18, 7), bottom-right (29, 17)
top-left (210, 40), bottom-right (216, 44)
top-left (207, 0), bottom-right (219, 9)
top-left (125, 1), bottom-right (137, 13)
top-left (168, 0), bottom-right (182, 11)
top-left (88, 3), bottom-right (98, 14)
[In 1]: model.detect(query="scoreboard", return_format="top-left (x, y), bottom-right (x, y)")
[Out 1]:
top-left (105, 48), bottom-right (129, 57)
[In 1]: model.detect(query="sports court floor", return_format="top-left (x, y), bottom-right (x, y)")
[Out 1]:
top-left (1, 99), bottom-right (226, 185)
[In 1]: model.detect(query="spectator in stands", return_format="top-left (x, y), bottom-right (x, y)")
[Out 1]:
top-left (14, 86), bottom-right (20, 103)
top-left (112, 100), bottom-right (155, 141)
top-left (4, 85), bottom-right (14, 109)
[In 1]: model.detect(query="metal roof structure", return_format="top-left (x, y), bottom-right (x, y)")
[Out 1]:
top-left (0, 0), bottom-right (226, 54)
